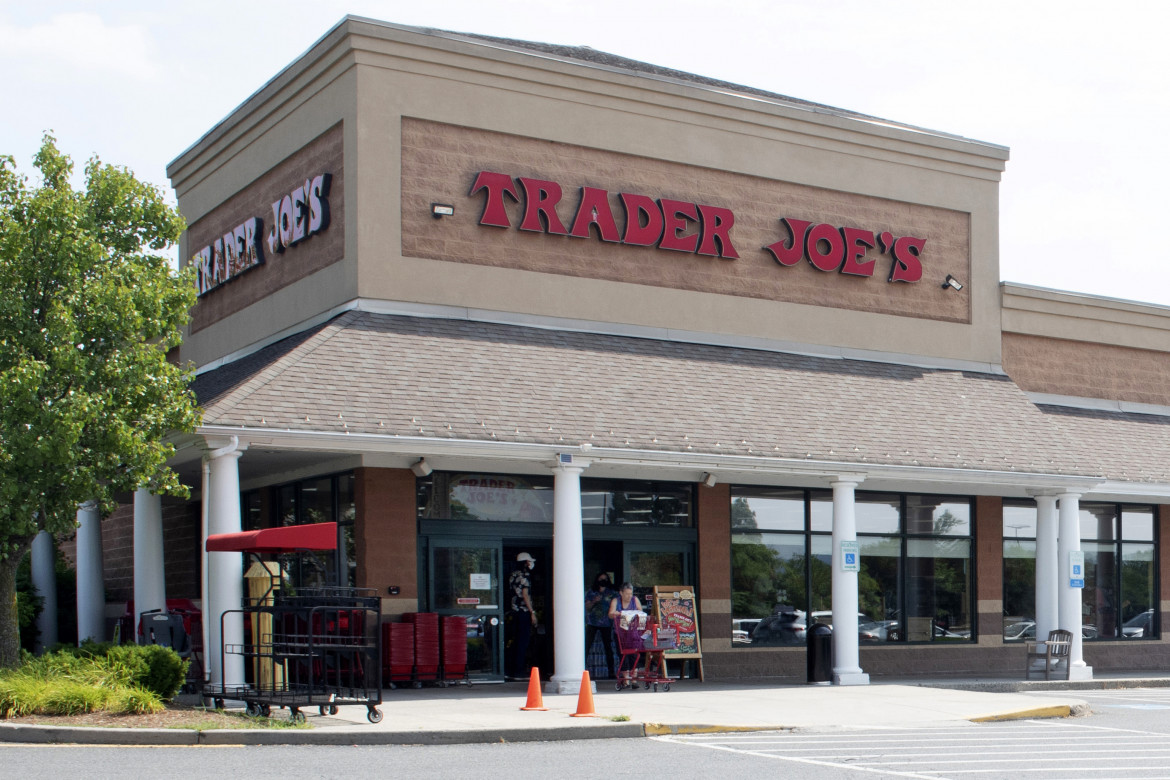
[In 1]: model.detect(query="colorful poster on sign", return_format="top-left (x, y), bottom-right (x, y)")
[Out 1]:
top-left (652, 586), bottom-right (702, 659)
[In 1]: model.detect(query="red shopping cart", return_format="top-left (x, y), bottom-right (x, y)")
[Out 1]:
top-left (613, 611), bottom-right (676, 692)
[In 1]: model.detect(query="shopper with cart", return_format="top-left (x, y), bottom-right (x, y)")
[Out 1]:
top-left (609, 582), bottom-right (645, 684)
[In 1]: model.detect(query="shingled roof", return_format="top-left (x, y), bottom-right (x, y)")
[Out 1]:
top-left (1037, 405), bottom-right (1170, 484)
top-left (191, 312), bottom-right (1103, 479)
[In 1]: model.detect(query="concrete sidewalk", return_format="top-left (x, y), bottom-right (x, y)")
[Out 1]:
top-left (0, 673), bottom-right (1141, 746)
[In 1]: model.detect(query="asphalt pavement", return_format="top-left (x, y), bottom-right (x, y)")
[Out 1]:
top-left (8, 671), bottom-right (1170, 746)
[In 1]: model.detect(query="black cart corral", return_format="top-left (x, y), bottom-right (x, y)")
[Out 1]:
top-left (203, 522), bottom-right (383, 724)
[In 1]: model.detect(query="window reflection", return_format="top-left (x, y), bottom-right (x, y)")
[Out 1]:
top-left (1002, 500), bottom-right (1157, 641)
top-left (417, 473), bottom-right (693, 527)
top-left (731, 489), bottom-right (974, 646)
top-left (246, 472), bottom-right (356, 589)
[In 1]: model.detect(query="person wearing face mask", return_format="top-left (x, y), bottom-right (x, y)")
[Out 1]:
top-left (585, 572), bottom-right (615, 679)
top-left (506, 552), bottom-right (538, 680)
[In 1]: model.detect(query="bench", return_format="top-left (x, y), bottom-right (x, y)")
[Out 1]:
top-left (1025, 629), bottom-right (1072, 680)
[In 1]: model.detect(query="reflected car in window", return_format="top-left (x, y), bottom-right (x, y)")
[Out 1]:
top-left (1005, 619), bottom-right (1097, 641)
top-left (1122, 610), bottom-right (1155, 638)
top-left (749, 609), bottom-right (807, 646)
top-left (732, 618), bottom-right (761, 644)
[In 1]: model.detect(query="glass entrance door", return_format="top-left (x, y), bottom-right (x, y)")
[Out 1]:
top-left (623, 542), bottom-right (693, 605)
top-left (429, 539), bottom-right (503, 679)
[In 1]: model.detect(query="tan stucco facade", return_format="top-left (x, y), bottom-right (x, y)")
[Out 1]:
top-left (1002, 283), bottom-right (1170, 408)
top-left (156, 18), bottom-right (1170, 683)
top-left (171, 18), bottom-right (1008, 372)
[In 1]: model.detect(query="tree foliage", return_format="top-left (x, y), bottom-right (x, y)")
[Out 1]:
top-left (0, 135), bottom-right (201, 667)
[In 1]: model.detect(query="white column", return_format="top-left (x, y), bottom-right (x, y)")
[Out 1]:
top-left (830, 476), bottom-right (869, 686)
top-left (1057, 492), bottom-right (1092, 679)
top-left (30, 531), bottom-right (58, 651)
top-left (75, 501), bottom-right (105, 644)
top-left (206, 436), bottom-right (246, 690)
top-left (133, 489), bottom-right (167, 642)
top-left (546, 454), bottom-right (590, 695)
top-left (1033, 494), bottom-right (1059, 642)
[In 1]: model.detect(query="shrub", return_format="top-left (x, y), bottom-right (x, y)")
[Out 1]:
top-left (0, 643), bottom-right (187, 717)
top-left (58, 642), bottom-right (188, 700)
top-left (134, 645), bottom-right (188, 701)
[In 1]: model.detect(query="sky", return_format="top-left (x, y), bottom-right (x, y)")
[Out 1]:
top-left (3, 1), bottom-right (1169, 307)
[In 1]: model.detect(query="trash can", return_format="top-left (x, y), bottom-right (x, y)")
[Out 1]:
top-left (807, 623), bottom-right (832, 684)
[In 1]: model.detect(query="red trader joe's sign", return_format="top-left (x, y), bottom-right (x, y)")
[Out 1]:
top-left (470, 171), bottom-right (925, 284)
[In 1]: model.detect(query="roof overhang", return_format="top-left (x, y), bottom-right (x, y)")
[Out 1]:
top-left (182, 424), bottom-right (1104, 498)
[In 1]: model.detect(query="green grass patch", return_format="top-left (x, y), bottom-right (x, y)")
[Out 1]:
top-left (167, 709), bottom-right (312, 731)
top-left (0, 643), bottom-right (185, 718)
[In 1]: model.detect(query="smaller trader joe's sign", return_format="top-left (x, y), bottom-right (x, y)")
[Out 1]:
top-left (652, 586), bottom-right (702, 660)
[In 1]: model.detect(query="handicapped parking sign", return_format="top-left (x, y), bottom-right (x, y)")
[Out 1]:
top-left (841, 541), bottom-right (860, 572)
top-left (1070, 550), bottom-right (1085, 588)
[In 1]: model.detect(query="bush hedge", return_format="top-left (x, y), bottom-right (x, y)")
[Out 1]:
top-left (0, 642), bottom-right (188, 718)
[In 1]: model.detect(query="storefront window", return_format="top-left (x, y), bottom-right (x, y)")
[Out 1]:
top-left (1002, 500), bottom-right (1157, 641)
top-left (417, 473), bottom-right (693, 527)
top-left (1002, 500), bottom-right (1037, 640)
top-left (417, 473), bottom-right (555, 522)
top-left (242, 491), bottom-right (263, 531)
top-left (731, 488), bottom-right (974, 646)
top-left (1083, 503), bottom-right (1156, 640)
top-left (263, 471), bottom-right (356, 588)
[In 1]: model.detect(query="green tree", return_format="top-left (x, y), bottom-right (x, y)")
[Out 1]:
top-left (0, 136), bottom-right (200, 668)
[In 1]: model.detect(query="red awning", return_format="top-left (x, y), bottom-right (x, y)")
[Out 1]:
top-left (205, 522), bottom-right (338, 553)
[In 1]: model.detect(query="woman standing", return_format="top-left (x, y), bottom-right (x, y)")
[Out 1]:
top-left (585, 573), bottom-right (615, 678)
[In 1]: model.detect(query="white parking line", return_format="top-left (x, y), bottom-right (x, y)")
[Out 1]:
top-left (655, 719), bottom-right (1170, 779)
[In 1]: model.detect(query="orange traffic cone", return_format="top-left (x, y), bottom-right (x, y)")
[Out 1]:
top-left (571, 670), bottom-right (597, 717)
top-left (520, 667), bottom-right (547, 711)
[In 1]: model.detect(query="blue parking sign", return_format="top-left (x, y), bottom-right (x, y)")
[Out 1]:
top-left (840, 541), bottom-right (860, 572)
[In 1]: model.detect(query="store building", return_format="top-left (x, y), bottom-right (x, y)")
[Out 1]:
top-left (64, 17), bottom-right (1170, 689)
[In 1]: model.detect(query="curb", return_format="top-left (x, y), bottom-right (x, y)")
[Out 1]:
top-left (922, 677), bottom-right (1170, 694)
top-left (969, 704), bottom-right (1075, 723)
top-left (0, 723), bottom-right (199, 745)
top-left (644, 723), bottom-right (792, 736)
top-left (0, 720), bottom-right (646, 747)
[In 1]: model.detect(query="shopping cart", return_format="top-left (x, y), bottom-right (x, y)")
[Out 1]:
top-left (202, 522), bottom-right (383, 724)
top-left (613, 611), bottom-right (676, 692)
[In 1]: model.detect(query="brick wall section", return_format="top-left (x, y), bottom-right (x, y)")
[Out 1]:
top-left (355, 467), bottom-right (418, 618)
top-left (162, 498), bottom-right (202, 600)
top-left (186, 123), bottom-right (345, 334)
top-left (975, 496), bottom-right (1003, 641)
top-left (59, 497), bottom-right (201, 607)
top-left (1003, 332), bottom-right (1170, 406)
top-left (696, 482), bottom-right (731, 644)
top-left (704, 641), bottom-right (1170, 680)
top-left (102, 503), bottom-right (134, 602)
top-left (401, 119), bottom-right (972, 324)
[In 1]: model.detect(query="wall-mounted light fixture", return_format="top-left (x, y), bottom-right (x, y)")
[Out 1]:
top-left (702, 472), bottom-right (718, 488)
top-left (410, 458), bottom-right (433, 477)
top-left (431, 203), bottom-right (454, 219)
top-left (941, 274), bottom-right (963, 291)
top-left (387, 585), bottom-right (400, 596)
